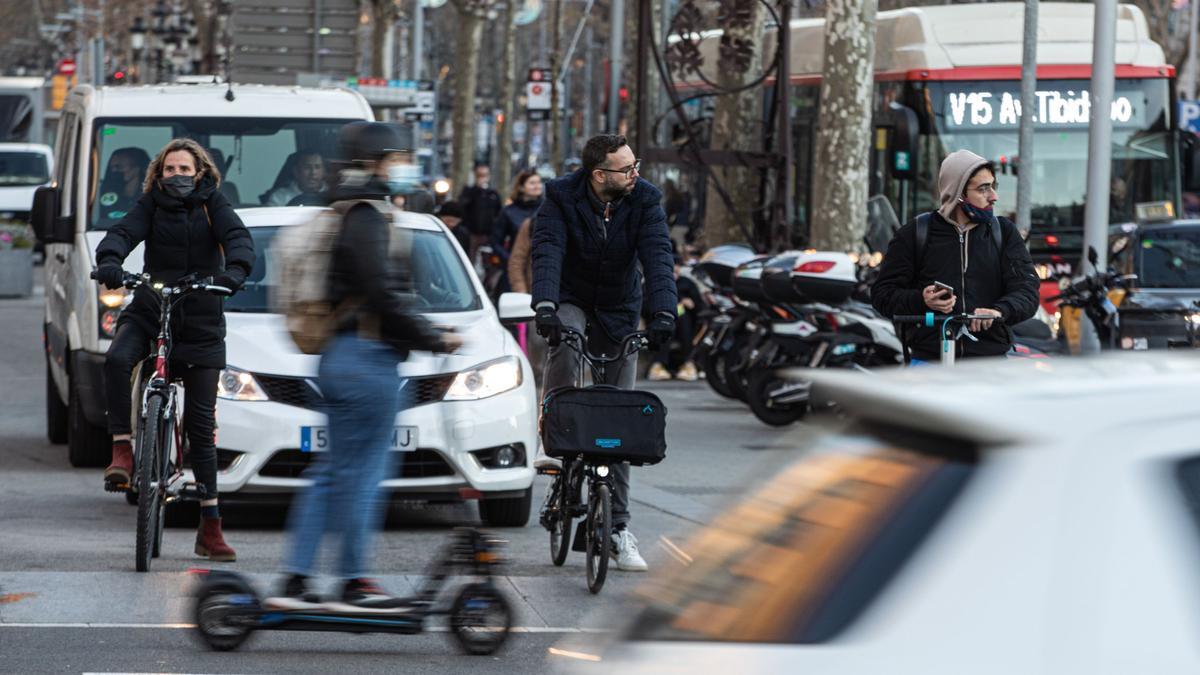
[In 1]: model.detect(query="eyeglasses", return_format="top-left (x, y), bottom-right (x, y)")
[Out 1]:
top-left (969, 182), bottom-right (998, 196)
top-left (597, 159), bottom-right (642, 179)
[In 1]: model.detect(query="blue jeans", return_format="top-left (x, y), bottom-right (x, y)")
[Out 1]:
top-left (285, 334), bottom-right (404, 580)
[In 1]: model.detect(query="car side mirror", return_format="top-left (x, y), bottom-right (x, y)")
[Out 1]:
top-left (31, 186), bottom-right (72, 244)
top-left (497, 292), bottom-right (536, 326)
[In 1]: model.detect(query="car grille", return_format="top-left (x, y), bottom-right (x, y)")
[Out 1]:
top-left (254, 373), bottom-right (458, 410)
top-left (258, 449), bottom-right (455, 479)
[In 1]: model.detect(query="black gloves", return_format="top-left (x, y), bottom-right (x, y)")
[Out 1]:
top-left (212, 267), bottom-right (247, 295)
top-left (94, 262), bottom-right (125, 290)
top-left (535, 305), bottom-right (563, 347)
top-left (648, 312), bottom-right (675, 351)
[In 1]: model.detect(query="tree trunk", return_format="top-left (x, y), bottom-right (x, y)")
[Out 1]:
top-left (451, 3), bottom-right (485, 195)
top-left (701, 0), bottom-right (767, 250)
top-left (370, 1), bottom-right (393, 79)
top-left (495, 0), bottom-right (518, 192)
top-left (809, 0), bottom-right (877, 252)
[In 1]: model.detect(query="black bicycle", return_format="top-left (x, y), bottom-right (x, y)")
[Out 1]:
top-left (538, 328), bottom-right (666, 594)
top-left (94, 271), bottom-right (232, 572)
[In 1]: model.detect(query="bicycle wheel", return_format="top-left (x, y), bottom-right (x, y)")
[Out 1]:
top-left (549, 468), bottom-right (573, 566)
top-left (136, 395), bottom-right (163, 573)
top-left (153, 407), bottom-right (174, 558)
top-left (585, 482), bottom-right (612, 594)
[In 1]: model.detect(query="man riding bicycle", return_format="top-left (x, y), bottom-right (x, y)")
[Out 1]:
top-left (94, 138), bottom-right (255, 561)
top-left (871, 149), bottom-right (1039, 361)
top-left (531, 133), bottom-right (677, 572)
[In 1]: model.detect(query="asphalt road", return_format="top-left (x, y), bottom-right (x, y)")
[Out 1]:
top-left (0, 280), bottom-right (813, 674)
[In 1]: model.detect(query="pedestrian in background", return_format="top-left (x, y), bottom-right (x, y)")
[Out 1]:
top-left (459, 164), bottom-right (501, 259)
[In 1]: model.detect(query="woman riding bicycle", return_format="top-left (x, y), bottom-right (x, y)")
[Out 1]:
top-left (93, 138), bottom-right (256, 562)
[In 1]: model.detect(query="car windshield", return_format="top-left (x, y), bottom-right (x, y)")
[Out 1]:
top-left (625, 430), bottom-right (975, 644)
top-left (0, 151), bottom-right (49, 186)
top-left (89, 117), bottom-right (358, 230)
top-left (226, 225), bottom-right (480, 314)
top-left (1136, 227), bottom-right (1200, 289)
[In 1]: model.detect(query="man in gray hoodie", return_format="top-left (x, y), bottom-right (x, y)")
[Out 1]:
top-left (872, 149), bottom-right (1040, 361)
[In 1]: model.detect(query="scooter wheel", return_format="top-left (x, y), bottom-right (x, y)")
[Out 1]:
top-left (450, 582), bottom-right (513, 655)
top-left (193, 577), bottom-right (258, 652)
top-left (746, 367), bottom-right (808, 427)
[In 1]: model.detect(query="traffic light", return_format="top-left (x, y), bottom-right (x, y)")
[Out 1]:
top-left (108, 70), bottom-right (126, 84)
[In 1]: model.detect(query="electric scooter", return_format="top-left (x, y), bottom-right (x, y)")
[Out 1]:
top-left (191, 527), bottom-right (513, 655)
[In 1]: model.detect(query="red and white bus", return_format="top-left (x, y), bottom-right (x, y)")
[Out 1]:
top-left (678, 2), bottom-right (1183, 275)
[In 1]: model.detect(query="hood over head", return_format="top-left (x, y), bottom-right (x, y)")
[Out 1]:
top-left (937, 149), bottom-right (991, 222)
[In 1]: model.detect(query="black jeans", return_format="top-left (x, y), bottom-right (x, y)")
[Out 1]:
top-left (651, 310), bottom-right (697, 367)
top-left (105, 323), bottom-right (221, 499)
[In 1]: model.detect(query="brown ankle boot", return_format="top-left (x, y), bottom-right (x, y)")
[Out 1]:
top-left (195, 517), bottom-right (237, 562)
top-left (104, 441), bottom-right (133, 485)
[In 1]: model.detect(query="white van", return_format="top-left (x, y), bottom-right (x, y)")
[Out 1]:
top-left (30, 83), bottom-right (373, 466)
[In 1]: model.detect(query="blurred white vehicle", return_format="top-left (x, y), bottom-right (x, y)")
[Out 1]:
top-left (209, 207), bottom-right (537, 526)
top-left (0, 142), bottom-right (53, 217)
top-left (555, 353), bottom-right (1200, 673)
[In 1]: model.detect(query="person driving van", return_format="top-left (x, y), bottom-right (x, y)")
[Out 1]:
top-left (264, 151), bottom-right (327, 206)
top-left (97, 147), bottom-right (151, 223)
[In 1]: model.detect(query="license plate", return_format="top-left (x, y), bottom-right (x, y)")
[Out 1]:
top-left (300, 426), bottom-right (418, 452)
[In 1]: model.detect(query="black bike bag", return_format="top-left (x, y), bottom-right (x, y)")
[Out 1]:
top-left (540, 386), bottom-right (668, 466)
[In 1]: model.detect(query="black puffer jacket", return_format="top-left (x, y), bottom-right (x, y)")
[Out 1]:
top-left (95, 174), bottom-right (255, 369)
top-left (530, 169), bottom-right (677, 341)
top-left (326, 173), bottom-right (444, 357)
top-left (871, 212), bottom-right (1040, 360)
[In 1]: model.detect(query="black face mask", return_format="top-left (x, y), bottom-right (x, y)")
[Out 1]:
top-left (161, 174), bottom-right (195, 198)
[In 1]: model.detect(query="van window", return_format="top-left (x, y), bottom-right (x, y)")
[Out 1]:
top-left (626, 430), bottom-right (976, 644)
top-left (89, 117), bottom-right (357, 230)
top-left (0, 151), bottom-right (50, 187)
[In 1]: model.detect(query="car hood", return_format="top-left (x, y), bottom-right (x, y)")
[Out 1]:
top-left (1121, 288), bottom-right (1200, 313)
top-left (225, 310), bottom-right (519, 378)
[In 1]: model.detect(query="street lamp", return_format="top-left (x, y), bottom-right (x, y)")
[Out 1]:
top-left (130, 17), bottom-right (147, 83)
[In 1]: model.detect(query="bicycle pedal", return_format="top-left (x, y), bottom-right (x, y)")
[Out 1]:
top-left (104, 480), bottom-right (130, 493)
top-left (175, 483), bottom-right (205, 501)
top-left (537, 467), bottom-right (561, 476)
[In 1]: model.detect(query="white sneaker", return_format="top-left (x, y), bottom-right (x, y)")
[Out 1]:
top-left (533, 443), bottom-right (562, 471)
top-left (647, 363), bottom-right (672, 381)
top-left (611, 529), bottom-right (648, 571)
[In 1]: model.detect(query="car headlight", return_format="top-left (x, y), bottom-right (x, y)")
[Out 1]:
top-left (217, 366), bottom-right (268, 401)
top-left (1189, 312), bottom-right (1200, 326)
top-left (97, 286), bottom-right (131, 339)
top-left (443, 356), bottom-right (522, 401)
top-left (434, 178), bottom-right (451, 195)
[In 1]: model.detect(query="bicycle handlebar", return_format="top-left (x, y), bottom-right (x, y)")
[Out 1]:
top-left (91, 271), bottom-right (232, 297)
top-left (559, 327), bottom-right (649, 365)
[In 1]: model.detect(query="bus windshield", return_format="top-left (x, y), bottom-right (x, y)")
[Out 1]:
top-left (917, 78), bottom-right (1175, 259)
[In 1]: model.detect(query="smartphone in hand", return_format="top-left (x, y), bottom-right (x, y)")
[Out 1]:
top-left (933, 281), bottom-right (954, 299)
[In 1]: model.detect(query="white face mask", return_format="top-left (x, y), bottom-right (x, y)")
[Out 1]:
top-left (387, 163), bottom-right (422, 194)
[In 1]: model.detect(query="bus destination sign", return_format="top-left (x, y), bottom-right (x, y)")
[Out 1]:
top-left (943, 88), bottom-right (1145, 130)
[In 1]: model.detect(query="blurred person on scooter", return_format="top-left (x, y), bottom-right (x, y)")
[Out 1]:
top-left (871, 149), bottom-right (1039, 361)
top-left (530, 134), bottom-right (677, 572)
top-left (267, 122), bottom-right (460, 610)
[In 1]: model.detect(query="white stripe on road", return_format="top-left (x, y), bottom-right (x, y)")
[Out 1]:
top-left (0, 622), bottom-right (605, 633)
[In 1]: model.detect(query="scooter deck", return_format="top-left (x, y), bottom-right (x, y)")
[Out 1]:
top-left (254, 609), bottom-right (428, 634)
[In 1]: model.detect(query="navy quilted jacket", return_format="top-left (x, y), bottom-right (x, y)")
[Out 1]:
top-left (530, 169), bottom-right (677, 340)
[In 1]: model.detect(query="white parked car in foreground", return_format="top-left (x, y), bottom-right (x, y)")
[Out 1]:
top-left (207, 206), bottom-right (536, 526)
top-left (554, 353), bottom-right (1200, 672)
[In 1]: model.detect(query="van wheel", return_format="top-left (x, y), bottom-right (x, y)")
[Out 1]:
top-left (47, 359), bottom-right (68, 444)
top-left (68, 376), bottom-right (110, 468)
top-left (479, 488), bottom-right (532, 527)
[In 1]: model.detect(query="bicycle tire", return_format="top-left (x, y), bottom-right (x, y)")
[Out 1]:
top-left (136, 395), bottom-right (163, 573)
top-left (153, 407), bottom-right (174, 558)
top-left (548, 472), bottom-right (572, 567)
top-left (585, 482), bottom-right (612, 594)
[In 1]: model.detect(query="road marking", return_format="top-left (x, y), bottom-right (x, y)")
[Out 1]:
top-left (0, 622), bottom-right (605, 633)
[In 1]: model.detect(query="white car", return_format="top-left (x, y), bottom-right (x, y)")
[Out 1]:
top-left (210, 206), bottom-right (537, 526)
top-left (555, 353), bottom-right (1200, 672)
top-left (0, 142), bottom-right (52, 219)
